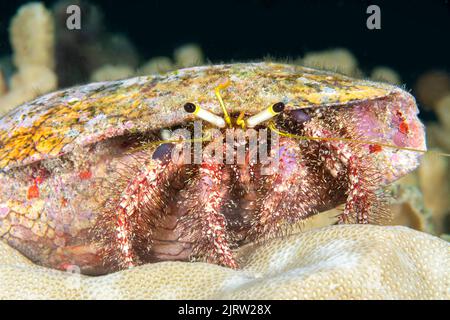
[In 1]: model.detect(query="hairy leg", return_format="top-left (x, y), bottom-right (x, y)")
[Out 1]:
top-left (305, 123), bottom-right (385, 224)
top-left (250, 137), bottom-right (325, 240)
top-left (96, 146), bottom-right (182, 270)
top-left (178, 153), bottom-right (237, 268)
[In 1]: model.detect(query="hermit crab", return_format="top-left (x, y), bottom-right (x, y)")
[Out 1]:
top-left (0, 62), bottom-right (426, 275)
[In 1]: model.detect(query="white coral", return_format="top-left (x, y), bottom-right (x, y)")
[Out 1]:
top-left (0, 224), bottom-right (448, 299)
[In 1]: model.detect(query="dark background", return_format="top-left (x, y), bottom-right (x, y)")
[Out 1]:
top-left (1, 0), bottom-right (449, 88)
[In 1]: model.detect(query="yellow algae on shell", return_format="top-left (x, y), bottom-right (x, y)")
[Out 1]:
top-left (0, 62), bottom-right (399, 171)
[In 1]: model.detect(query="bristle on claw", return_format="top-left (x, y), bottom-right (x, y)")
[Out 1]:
top-left (179, 153), bottom-right (238, 268)
top-left (98, 155), bottom-right (180, 270)
top-left (250, 137), bottom-right (321, 240)
top-left (303, 116), bottom-right (386, 225)
top-left (116, 159), bottom-right (171, 268)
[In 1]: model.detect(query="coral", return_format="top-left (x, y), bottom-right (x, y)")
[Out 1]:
top-left (386, 146), bottom-right (450, 236)
top-left (0, 66), bottom-right (57, 116)
top-left (0, 2), bottom-right (57, 116)
top-left (1, 65), bottom-right (57, 110)
top-left (174, 43), bottom-right (204, 68)
top-left (136, 44), bottom-right (204, 76)
top-left (0, 224), bottom-right (448, 299)
top-left (418, 151), bottom-right (449, 235)
top-left (299, 208), bottom-right (340, 231)
top-left (10, 2), bottom-right (54, 70)
top-left (298, 48), bottom-right (359, 76)
top-left (414, 71), bottom-right (450, 110)
top-left (435, 94), bottom-right (450, 130)
top-left (427, 123), bottom-right (450, 151)
top-left (137, 57), bottom-right (174, 75)
top-left (10, 65), bottom-right (57, 93)
top-left (370, 66), bottom-right (401, 85)
top-left (389, 178), bottom-right (434, 234)
top-left (90, 64), bottom-right (135, 82)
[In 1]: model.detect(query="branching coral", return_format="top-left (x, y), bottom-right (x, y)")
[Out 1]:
top-left (370, 66), bottom-right (401, 85)
top-left (10, 2), bottom-right (55, 69)
top-left (90, 64), bottom-right (135, 82)
top-left (414, 71), bottom-right (450, 236)
top-left (389, 178), bottom-right (433, 234)
top-left (136, 57), bottom-right (174, 75)
top-left (418, 152), bottom-right (449, 235)
top-left (0, 2), bottom-right (57, 115)
top-left (297, 48), bottom-right (359, 77)
top-left (174, 43), bottom-right (205, 68)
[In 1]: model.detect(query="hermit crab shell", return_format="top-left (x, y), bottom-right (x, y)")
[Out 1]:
top-left (0, 62), bottom-right (425, 181)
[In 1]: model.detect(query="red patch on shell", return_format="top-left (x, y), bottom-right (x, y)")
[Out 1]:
top-left (398, 122), bottom-right (409, 134)
top-left (27, 184), bottom-right (39, 200)
top-left (79, 170), bottom-right (92, 180)
top-left (394, 110), bottom-right (409, 135)
top-left (369, 144), bottom-right (382, 153)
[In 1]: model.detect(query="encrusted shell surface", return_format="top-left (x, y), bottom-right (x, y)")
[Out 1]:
top-left (0, 62), bottom-right (401, 171)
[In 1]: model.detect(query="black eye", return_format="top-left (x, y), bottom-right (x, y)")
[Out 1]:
top-left (272, 102), bottom-right (285, 113)
top-left (184, 102), bottom-right (196, 113)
